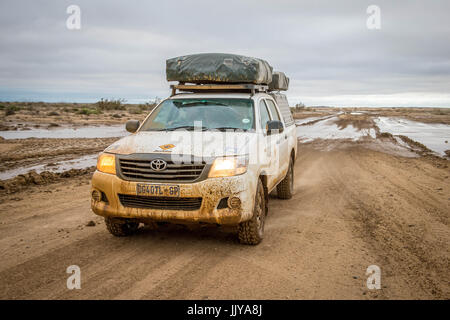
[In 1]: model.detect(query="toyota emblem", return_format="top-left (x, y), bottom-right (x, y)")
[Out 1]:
top-left (150, 159), bottom-right (167, 171)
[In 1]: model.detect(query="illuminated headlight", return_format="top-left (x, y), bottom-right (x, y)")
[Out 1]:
top-left (208, 156), bottom-right (248, 178)
top-left (97, 153), bottom-right (116, 174)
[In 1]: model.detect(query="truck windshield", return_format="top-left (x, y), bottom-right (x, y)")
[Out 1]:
top-left (139, 98), bottom-right (254, 131)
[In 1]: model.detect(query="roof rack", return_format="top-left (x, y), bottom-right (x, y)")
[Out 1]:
top-left (170, 83), bottom-right (269, 96)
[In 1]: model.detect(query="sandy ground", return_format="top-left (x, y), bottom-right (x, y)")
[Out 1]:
top-left (0, 140), bottom-right (448, 300)
top-left (0, 104), bottom-right (449, 299)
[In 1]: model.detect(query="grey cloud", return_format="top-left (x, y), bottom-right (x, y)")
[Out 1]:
top-left (0, 0), bottom-right (449, 106)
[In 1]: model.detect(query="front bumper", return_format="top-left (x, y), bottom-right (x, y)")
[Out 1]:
top-left (90, 170), bottom-right (256, 225)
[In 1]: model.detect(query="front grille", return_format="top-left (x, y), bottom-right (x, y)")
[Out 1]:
top-left (118, 194), bottom-right (202, 211)
top-left (119, 159), bottom-right (205, 181)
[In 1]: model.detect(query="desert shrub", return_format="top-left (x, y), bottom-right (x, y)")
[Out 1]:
top-left (78, 108), bottom-right (100, 115)
top-left (128, 107), bottom-right (142, 114)
top-left (112, 114), bottom-right (121, 118)
top-left (47, 111), bottom-right (60, 116)
top-left (5, 106), bottom-right (19, 116)
top-left (138, 102), bottom-right (157, 112)
top-left (96, 98), bottom-right (126, 111)
top-left (294, 102), bottom-right (305, 112)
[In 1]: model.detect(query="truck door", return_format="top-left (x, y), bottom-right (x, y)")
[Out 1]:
top-left (265, 98), bottom-right (289, 180)
top-left (258, 99), bottom-right (279, 190)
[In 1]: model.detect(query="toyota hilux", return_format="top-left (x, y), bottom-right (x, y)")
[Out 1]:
top-left (91, 84), bottom-right (297, 244)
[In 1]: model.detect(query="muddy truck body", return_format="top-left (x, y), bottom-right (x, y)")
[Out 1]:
top-left (91, 54), bottom-right (297, 244)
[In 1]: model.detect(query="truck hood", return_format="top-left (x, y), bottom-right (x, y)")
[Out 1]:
top-left (104, 131), bottom-right (257, 158)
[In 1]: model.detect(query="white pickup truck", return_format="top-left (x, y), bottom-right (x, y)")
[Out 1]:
top-left (91, 84), bottom-right (297, 244)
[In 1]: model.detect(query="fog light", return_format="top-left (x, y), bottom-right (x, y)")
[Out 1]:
top-left (92, 190), bottom-right (101, 202)
top-left (228, 197), bottom-right (241, 209)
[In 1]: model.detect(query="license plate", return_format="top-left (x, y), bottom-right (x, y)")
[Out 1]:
top-left (136, 184), bottom-right (180, 197)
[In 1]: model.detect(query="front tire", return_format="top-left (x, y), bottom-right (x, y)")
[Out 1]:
top-left (238, 179), bottom-right (266, 245)
top-left (277, 157), bottom-right (294, 199)
top-left (105, 217), bottom-right (139, 236)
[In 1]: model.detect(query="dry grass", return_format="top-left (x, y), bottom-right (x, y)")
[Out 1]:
top-left (334, 113), bottom-right (375, 131)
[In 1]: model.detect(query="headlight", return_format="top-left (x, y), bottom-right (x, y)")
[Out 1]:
top-left (208, 156), bottom-right (248, 178)
top-left (97, 153), bottom-right (116, 174)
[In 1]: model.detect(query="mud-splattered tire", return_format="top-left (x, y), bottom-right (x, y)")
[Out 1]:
top-left (105, 218), bottom-right (139, 237)
top-left (277, 157), bottom-right (294, 199)
top-left (238, 179), bottom-right (266, 245)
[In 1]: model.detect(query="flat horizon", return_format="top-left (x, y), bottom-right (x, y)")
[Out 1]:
top-left (1, 96), bottom-right (449, 109)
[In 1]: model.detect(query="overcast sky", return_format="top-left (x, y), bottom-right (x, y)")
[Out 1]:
top-left (0, 0), bottom-right (449, 107)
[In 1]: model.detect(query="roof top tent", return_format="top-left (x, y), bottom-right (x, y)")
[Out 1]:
top-left (269, 71), bottom-right (289, 91)
top-left (166, 53), bottom-right (273, 85)
top-left (166, 53), bottom-right (293, 125)
top-left (167, 53), bottom-right (290, 94)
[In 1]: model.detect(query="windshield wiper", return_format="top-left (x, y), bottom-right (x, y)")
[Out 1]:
top-left (212, 127), bottom-right (244, 131)
top-left (165, 125), bottom-right (209, 131)
top-left (180, 101), bottom-right (228, 107)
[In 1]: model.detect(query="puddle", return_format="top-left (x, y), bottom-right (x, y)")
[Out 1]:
top-left (0, 125), bottom-right (127, 139)
top-left (0, 154), bottom-right (97, 180)
top-left (297, 117), bottom-right (376, 142)
top-left (374, 117), bottom-right (450, 156)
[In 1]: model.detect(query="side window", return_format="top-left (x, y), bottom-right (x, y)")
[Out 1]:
top-left (265, 99), bottom-right (282, 122)
top-left (259, 100), bottom-right (271, 131)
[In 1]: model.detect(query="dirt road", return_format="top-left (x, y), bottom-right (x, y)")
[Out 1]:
top-left (0, 141), bottom-right (448, 299)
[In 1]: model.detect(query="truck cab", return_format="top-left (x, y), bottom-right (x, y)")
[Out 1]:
top-left (91, 84), bottom-right (297, 244)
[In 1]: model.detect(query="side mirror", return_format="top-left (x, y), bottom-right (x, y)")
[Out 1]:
top-left (126, 120), bottom-right (140, 133)
top-left (266, 120), bottom-right (284, 135)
